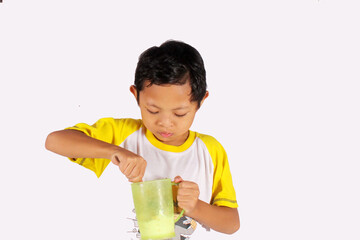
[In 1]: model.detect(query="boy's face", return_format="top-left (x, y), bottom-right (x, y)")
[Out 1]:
top-left (130, 80), bottom-right (208, 146)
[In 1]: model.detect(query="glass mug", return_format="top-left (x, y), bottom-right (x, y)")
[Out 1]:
top-left (131, 178), bottom-right (185, 240)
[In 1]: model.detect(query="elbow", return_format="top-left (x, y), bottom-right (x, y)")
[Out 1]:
top-left (225, 219), bottom-right (240, 235)
top-left (232, 219), bottom-right (240, 234)
top-left (224, 211), bottom-right (240, 234)
top-left (45, 131), bottom-right (57, 151)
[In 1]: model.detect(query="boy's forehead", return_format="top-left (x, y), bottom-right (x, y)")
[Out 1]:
top-left (143, 80), bottom-right (191, 93)
top-left (146, 102), bottom-right (190, 110)
top-left (140, 81), bottom-right (194, 107)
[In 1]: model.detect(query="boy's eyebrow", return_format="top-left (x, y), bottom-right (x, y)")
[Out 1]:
top-left (147, 103), bottom-right (189, 110)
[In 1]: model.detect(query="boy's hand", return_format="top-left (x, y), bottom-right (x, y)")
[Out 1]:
top-left (174, 176), bottom-right (200, 215)
top-left (110, 148), bottom-right (147, 182)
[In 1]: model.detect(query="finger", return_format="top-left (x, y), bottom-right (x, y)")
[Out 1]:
top-left (174, 176), bottom-right (183, 183)
top-left (139, 161), bottom-right (147, 178)
top-left (130, 169), bottom-right (143, 183)
top-left (179, 181), bottom-right (198, 190)
top-left (127, 165), bottom-right (142, 180)
top-left (129, 175), bottom-right (143, 183)
top-left (119, 160), bottom-right (130, 174)
top-left (177, 188), bottom-right (199, 198)
top-left (111, 155), bottom-right (120, 166)
top-left (119, 157), bottom-right (137, 174)
top-left (123, 161), bottom-right (137, 177)
top-left (130, 161), bottom-right (146, 181)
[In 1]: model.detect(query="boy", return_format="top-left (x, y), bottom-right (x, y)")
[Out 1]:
top-left (45, 40), bottom-right (240, 237)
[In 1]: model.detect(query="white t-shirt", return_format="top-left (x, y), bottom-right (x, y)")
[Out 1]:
top-left (67, 118), bottom-right (238, 239)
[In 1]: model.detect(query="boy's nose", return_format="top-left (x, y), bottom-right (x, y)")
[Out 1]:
top-left (157, 114), bottom-right (173, 127)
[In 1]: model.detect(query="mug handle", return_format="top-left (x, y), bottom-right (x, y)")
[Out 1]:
top-left (172, 182), bottom-right (185, 223)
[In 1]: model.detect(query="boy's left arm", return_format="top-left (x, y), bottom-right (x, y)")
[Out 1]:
top-left (174, 176), bottom-right (240, 234)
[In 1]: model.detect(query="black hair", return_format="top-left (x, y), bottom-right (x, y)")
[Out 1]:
top-left (134, 40), bottom-right (207, 108)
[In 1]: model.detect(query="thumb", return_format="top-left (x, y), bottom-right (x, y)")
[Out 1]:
top-left (174, 176), bottom-right (183, 183)
top-left (111, 154), bottom-right (120, 166)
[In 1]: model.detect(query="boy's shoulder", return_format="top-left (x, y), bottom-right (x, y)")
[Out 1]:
top-left (114, 118), bottom-right (143, 126)
top-left (86, 118), bottom-right (143, 139)
top-left (95, 117), bottom-right (143, 128)
top-left (106, 118), bottom-right (143, 134)
top-left (195, 132), bottom-right (225, 151)
top-left (194, 132), bottom-right (228, 167)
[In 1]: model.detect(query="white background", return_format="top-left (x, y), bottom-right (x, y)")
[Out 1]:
top-left (1, 0), bottom-right (359, 239)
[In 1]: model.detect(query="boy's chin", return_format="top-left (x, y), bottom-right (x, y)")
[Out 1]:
top-left (156, 134), bottom-right (180, 145)
top-left (156, 135), bottom-right (173, 143)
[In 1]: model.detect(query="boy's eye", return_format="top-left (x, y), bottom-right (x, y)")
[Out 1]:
top-left (147, 109), bottom-right (159, 114)
top-left (175, 113), bottom-right (187, 117)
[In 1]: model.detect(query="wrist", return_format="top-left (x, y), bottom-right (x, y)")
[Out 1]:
top-left (185, 199), bottom-right (202, 218)
top-left (104, 144), bottom-right (122, 160)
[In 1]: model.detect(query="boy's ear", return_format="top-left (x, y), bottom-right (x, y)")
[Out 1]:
top-left (130, 85), bottom-right (139, 103)
top-left (199, 91), bottom-right (209, 108)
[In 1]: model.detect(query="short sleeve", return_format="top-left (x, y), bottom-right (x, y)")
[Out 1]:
top-left (198, 134), bottom-right (238, 208)
top-left (65, 118), bottom-right (142, 177)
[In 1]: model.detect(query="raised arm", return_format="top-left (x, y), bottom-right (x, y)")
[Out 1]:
top-left (45, 129), bottom-right (118, 159)
top-left (45, 129), bottom-right (146, 182)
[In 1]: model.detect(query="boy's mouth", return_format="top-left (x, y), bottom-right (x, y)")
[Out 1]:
top-left (159, 132), bottom-right (173, 138)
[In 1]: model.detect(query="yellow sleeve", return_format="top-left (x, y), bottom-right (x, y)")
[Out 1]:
top-left (65, 118), bottom-right (142, 178)
top-left (198, 134), bottom-right (238, 208)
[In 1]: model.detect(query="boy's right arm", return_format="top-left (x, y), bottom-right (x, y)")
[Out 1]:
top-left (45, 129), bottom-right (146, 182)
